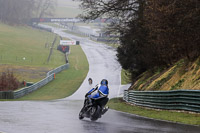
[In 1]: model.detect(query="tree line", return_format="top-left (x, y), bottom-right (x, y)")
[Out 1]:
top-left (79, 0), bottom-right (200, 82)
top-left (0, 0), bottom-right (55, 25)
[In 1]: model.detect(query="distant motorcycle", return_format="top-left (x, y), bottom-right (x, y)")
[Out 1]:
top-left (79, 97), bottom-right (109, 121)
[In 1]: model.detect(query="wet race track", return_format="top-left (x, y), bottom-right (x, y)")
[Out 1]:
top-left (1, 100), bottom-right (200, 133)
top-left (0, 25), bottom-right (200, 133)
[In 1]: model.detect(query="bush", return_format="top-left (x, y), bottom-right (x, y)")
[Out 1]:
top-left (0, 70), bottom-right (20, 91)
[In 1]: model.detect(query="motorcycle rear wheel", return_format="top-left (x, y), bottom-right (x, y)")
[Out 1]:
top-left (90, 106), bottom-right (101, 121)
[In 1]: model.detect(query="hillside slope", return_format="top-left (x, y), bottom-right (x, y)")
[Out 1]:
top-left (129, 58), bottom-right (200, 91)
top-left (0, 23), bottom-right (65, 82)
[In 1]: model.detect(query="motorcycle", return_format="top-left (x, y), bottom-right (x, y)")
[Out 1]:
top-left (79, 97), bottom-right (109, 121)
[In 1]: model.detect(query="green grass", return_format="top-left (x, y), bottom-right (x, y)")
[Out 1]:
top-left (0, 23), bottom-right (66, 82)
top-left (170, 79), bottom-right (185, 90)
top-left (108, 98), bottom-right (200, 126)
top-left (151, 66), bottom-right (178, 90)
top-left (121, 69), bottom-right (131, 85)
top-left (18, 45), bottom-right (89, 100)
top-left (0, 23), bottom-right (65, 68)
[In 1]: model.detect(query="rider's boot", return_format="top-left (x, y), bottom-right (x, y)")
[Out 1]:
top-left (85, 98), bottom-right (93, 107)
top-left (88, 98), bottom-right (93, 106)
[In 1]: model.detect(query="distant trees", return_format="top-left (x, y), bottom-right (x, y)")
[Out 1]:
top-left (0, 0), bottom-right (55, 25)
top-left (35, 0), bottom-right (55, 22)
top-left (80, 0), bottom-right (200, 81)
top-left (145, 0), bottom-right (200, 65)
top-left (79, 0), bottom-right (150, 79)
top-left (79, 0), bottom-right (138, 32)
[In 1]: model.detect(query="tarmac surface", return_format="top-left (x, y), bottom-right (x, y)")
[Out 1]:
top-left (1, 100), bottom-right (200, 133)
top-left (0, 25), bottom-right (200, 133)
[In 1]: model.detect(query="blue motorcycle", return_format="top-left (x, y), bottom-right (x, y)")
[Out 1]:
top-left (79, 97), bottom-right (109, 121)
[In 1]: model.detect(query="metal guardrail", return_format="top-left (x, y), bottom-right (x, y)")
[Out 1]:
top-left (47, 63), bottom-right (69, 76)
top-left (0, 63), bottom-right (69, 99)
top-left (13, 74), bottom-right (55, 99)
top-left (0, 91), bottom-right (13, 99)
top-left (13, 63), bottom-right (69, 99)
top-left (123, 90), bottom-right (200, 113)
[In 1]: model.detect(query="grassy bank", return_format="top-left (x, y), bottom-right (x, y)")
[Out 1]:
top-left (108, 98), bottom-right (200, 126)
top-left (0, 23), bottom-right (64, 67)
top-left (18, 45), bottom-right (89, 100)
top-left (0, 23), bottom-right (65, 82)
top-left (129, 58), bottom-right (200, 91)
top-left (121, 69), bottom-right (131, 85)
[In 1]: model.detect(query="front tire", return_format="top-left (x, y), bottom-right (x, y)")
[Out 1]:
top-left (79, 112), bottom-right (84, 120)
top-left (79, 108), bottom-right (85, 120)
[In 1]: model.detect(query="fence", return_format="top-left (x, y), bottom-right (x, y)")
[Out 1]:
top-left (0, 91), bottom-right (13, 99)
top-left (31, 24), bottom-right (52, 32)
top-left (123, 90), bottom-right (200, 113)
top-left (0, 63), bottom-right (69, 99)
top-left (47, 64), bottom-right (69, 76)
top-left (90, 35), bottom-right (119, 44)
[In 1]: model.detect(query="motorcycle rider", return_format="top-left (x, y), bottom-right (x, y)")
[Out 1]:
top-left (85, 79), bottom-right (109, 114)
top-left (88, 78), bottom-right (93, 85)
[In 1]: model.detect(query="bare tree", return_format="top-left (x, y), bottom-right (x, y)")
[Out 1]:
top-left (0, 0), bottom-right (55, 25)
top-left (35, 0), bottom-right (55, 19)
top-left (79, 0), bottom-right (138, 31)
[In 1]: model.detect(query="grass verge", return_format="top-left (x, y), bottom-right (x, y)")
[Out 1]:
top-left (0, 23), bottom-right (66, 82)
top-left (121, 69), bottom-right (131, 85)
top-left (18, 45), bottom-right (89, 100)
top-left (0, 23), bottom-right (64, 68)
top-left (107, 98), bottom-right (200, 126)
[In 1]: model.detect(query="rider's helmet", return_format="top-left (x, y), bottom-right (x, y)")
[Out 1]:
top-left (88, 78), bottom-right (92, 84)
top-left (100, 79), bottom-right (108, 86)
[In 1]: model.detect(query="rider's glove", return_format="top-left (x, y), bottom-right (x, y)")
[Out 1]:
top-left (85, 93), bottom-right (88, 98)
top-left (95, 84), bottom-right (100, 89)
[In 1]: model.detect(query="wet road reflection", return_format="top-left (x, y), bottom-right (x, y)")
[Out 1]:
top-left (0, 100), bottom-right (200, 133)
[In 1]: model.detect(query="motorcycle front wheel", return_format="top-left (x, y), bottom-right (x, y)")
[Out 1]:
top-left (79, 108), bottom-right (85, 120)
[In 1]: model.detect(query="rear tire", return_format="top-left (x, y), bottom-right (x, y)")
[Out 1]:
top-left (90, 106), bottom-right (101, 121)
top-left (90, 116), bottom-right (98, 121)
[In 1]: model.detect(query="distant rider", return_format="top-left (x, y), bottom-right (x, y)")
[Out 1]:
top-left (88, 78), bottom-right (93, 90)
top-left (85, 79), bottom-right (109, 114)
top-left (88, 78), bottom-right (93, 85)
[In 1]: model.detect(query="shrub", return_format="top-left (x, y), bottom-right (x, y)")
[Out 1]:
top-left (0, 70), bottom-right (20, 91)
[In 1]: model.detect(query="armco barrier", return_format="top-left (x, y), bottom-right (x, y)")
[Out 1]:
top-left (0, 91), bottom-right (13, 99)
top-left (13, 74), bottom-right (54, 99)
top-left (0, 63), bottom-right (69, 99)
top-left (123, 90), bottom-right (200, 113)
top-left (14, 63), bottom-right (69, 99)
top-left (47, 64), bottom-right (69, 76)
